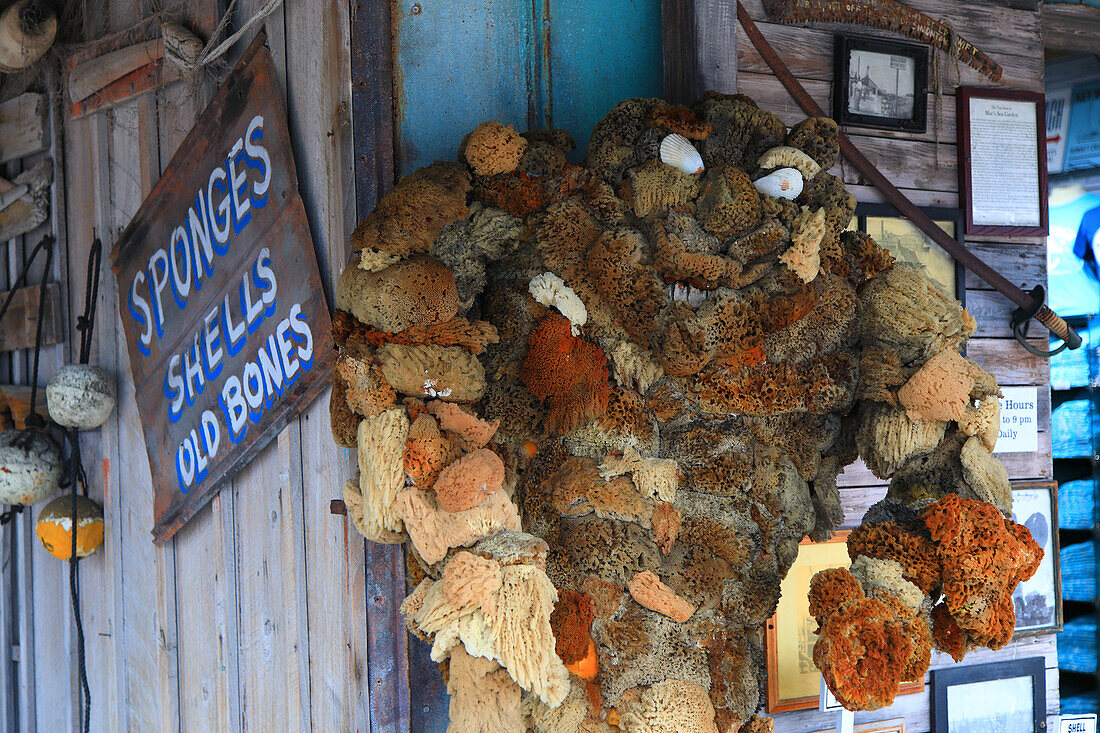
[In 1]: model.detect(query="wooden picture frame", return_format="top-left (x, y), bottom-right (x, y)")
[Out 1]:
top-left (931, 657), bottom-right (1046, 732)
top-left (957, 86), bottom-right (1049, 236)
top-left (834, 35), bottom-right (928, 132)
top-left (765, 532), bottom-right (923, 713)
top-left (853, 203), bottom-right (966, 304)
top-left (1011, 481), bottom-right (1064, 636)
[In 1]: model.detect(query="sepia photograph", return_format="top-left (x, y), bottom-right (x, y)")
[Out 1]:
top-left (835, 36), bottom-right (929, 131)
top-left (848, 49), bottom-right (916, 118)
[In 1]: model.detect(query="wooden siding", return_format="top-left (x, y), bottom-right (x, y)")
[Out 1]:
top-left (0, 0), bottom-right (1059, 731)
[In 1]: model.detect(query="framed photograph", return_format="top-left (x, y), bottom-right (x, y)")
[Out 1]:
top-left (852, 203), bottom-right (965, 302)
top-left (765, 532), bottom-right (923, 712)
top-left (957, 87), bottom-right (1048, 236)
top-left (812, 719), bottom-right (906, 733)
top-left (1011, 481), bottom-right (1063, 635)
top-left (835, 35), bottom-right (928, 132)
top-left (932, 657), bottom-right (1046, 733)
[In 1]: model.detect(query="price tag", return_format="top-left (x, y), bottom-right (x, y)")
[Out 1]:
top-left (994, 386), bottom-right (1038, 453)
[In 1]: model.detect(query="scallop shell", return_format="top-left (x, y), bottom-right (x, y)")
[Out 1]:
top-left (659, 134), bottom-right (704, 175)
top-left (752, 167), bottom-right (803, 200)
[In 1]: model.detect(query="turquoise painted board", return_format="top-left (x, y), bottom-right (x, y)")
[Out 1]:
top-left (393, 0), bottom-right (534, 174)
top-left (548, 0), bottom-right (664, 158)
top-left (392, 0), bottom-right (663, 174)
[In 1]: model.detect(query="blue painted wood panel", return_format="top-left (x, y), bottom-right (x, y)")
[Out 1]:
top-left (392, 0), bottom-right (662, 173)
top-left (393, 0), bottom-right (534, 174)
top-left (547, 0), bottom-right (664, 157)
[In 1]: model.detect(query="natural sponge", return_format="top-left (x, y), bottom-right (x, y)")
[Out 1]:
top-left (336, 254), bottom-right (460, 333)
top-left (463, 121), bottom-right (528, 177)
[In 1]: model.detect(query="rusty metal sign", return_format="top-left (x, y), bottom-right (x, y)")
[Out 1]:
top-left (762, 0), bottom-right (1003, 82)
top-left (111, 32), bottom-right (335, 544)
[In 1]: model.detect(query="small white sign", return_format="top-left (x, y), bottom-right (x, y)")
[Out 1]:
top-left (1061, 714), bottom-right (1097, 733)
top-left (994, 386), bottom-right (1039, 454)
top-left (1047, 87), bottom-right (1073, 174)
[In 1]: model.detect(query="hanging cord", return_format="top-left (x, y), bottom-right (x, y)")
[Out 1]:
top-left (77, 240), bottom-right (101, 365)
top-left (61, 427), bottom-right (91, 733)
top-left (61, 240), bottom-right (101, 733)
top-left (0, 235), bottom-right (56, 526)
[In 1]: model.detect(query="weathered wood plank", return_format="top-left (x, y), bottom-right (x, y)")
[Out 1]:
top-left (735, 19), bottom-right (1043, 93)
top-left (0, 283), bottom-right (62, 352)
top-left (738, 0), bottom-right (1044, 88)
top-left (0, 94), bottom-right (47, 164)
top-left (174, 497), bottom-right (240, 732)
top-left (281, 0), bottom-right (370, 728)
top-left (103, 93), bottom-right (176, 733)
top-left (1042, 3), bottom-right (1100, 54)
top-left (662, 0), bottom-right (698, 104)
top-left (696, 0), bottom-right (738, 94)
top-left (840, 134), bottom-right (957, 193)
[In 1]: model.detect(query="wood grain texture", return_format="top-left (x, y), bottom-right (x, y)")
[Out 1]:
top-left (1042, 3), bottom-right (1100, 54)
top-left (662, 0), bottom-right (698, 104)
top-left (0, 94), bottom-right (47, 164)
top-left (0, 283), bottom-right (63, 352)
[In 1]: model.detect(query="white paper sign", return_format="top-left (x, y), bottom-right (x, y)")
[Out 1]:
top-left (969, 97), bottom-right (1042, 227)
top-left (1061, 714), bottom-right (1097, 733)
top-left (995, 386), bottom-right (1039, 453)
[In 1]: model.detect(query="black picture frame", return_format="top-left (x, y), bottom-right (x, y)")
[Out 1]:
top-left (932, 657), bottom-right (1046, 733)
top-left (834, 35), bottom-right (929, 132)
top-left (853, 203), bottom-right (965, 304)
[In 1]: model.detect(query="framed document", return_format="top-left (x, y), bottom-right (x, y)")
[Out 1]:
top-left (957, 87), bottom-right (1048, 236)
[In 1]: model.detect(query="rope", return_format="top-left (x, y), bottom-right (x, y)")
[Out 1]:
top-left (64, 427), bottom-right (90, 733)
top-left (77, 239), bottom-right (101, 365)
top-left (0, 235), bottom-right (55, 520)
top-left (189, 0), bottom-right (283, 71)
top-left (62, 240), bottom-right (102, 733)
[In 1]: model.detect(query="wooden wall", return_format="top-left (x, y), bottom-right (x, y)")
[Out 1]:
top-left (0, 0), bottom-right (1058, 731)
top-left (0, 0), bottom-right (367, 730)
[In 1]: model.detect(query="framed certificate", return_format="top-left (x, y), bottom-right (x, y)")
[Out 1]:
top-left (957, 87), bottom-right (1048, 236)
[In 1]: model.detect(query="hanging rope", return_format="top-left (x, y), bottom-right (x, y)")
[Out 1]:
top-left (62, 239), bottom-right (101, 733)
top-left (76, 239), bottom-right (101, 365)
top-left (0, 234), bottom-right (55, 526)
top-left (62, 426), bottom-right (91, 733)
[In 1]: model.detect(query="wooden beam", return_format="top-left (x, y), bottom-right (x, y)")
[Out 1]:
top-left (1042, 3), bottom-right (1100, 54)
top-left (0, 93), bottom-right (47, 164)
top-left (662, 0), bottom-right (698, 104)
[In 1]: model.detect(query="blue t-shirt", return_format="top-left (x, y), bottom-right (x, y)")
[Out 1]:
top-left (1048, 192), bottom-right (1100, 316)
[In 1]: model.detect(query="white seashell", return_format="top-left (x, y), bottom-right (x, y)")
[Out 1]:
top-left (659, 134), bottom-right (704, 175)
top-left (752, 167), bottom-right (803, 200)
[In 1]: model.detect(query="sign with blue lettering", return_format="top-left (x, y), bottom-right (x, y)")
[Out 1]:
top-left (111, 33), bottom-right (334, 544)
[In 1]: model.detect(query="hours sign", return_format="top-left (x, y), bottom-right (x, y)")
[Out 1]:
top-left (111, 33), bottom-right (334, 544)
